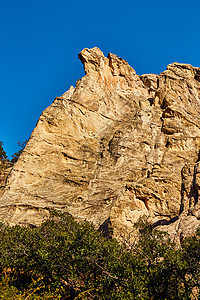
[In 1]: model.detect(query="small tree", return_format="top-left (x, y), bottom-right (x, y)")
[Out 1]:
top-left (11, 140), bottom-right (27, 163)
top-left (0, 141), bottom-right (7, 161)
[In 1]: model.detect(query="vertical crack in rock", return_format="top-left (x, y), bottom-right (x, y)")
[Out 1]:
top-left (180, 164), bottom-right (198, 215)
top-left (98, 217), bottom-right (113, 238)
top-left (108, 130), bottom-right (123, 162)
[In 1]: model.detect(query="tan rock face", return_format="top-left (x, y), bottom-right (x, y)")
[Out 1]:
top-left (0, 160), bottom-right (12, 198)
top-left (1, 48), bottom-right (200, 241)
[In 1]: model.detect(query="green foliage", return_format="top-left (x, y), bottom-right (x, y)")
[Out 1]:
top-left (0, 212), bottom-right (200, 299)
top-left (0, 271), bottom-right (61, 299)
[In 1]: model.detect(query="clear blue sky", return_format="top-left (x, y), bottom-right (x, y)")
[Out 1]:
top-left (0, 0), bottom-right (200, 158)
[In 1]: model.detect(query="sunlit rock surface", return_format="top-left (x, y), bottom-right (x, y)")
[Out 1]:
top-left (1, 48), bottom-right (200, 242)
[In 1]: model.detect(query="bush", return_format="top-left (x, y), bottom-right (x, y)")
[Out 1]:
top-left (0, 212), bottom-right (200, 299)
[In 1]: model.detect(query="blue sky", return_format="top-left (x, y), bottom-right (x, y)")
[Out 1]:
top-left (0, 0), bottom-right (200, 158)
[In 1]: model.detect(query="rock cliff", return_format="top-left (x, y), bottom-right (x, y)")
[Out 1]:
top-left (1, 47), bottom-right (200, 242)
top-left (0, 160), bottom-right (12, 198)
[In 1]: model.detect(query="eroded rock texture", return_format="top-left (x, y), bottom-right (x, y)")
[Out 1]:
top-left (1, 47), bottom-right (200, 241)
top-left (0, 160), bottom-right (12, 198)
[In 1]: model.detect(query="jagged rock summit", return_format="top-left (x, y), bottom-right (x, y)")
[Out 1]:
top-left (1, 47), bottom-right (200, 242)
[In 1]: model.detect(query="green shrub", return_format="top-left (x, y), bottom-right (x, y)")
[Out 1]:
top-left (0, 211), bottom-right (200, 299)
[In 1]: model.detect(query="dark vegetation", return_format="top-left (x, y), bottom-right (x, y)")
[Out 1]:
top-left (0, 142), bottom-right (8, 161)
top-left (0, 140), bottom-right (27, 167)
top-left (11, 140), bottom-right (27, 163)
top-left (0, 141), bottom-right (12, 171)
top-left (0, 211), bottom-right (199, 299)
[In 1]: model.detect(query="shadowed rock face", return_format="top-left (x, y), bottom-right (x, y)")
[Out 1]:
top-left (1, 47), bottom-right (200, 242)
top-left (0, 160), bottom-right (12, 198)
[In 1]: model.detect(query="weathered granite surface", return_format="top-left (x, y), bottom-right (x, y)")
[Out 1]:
top-left (1, 47), bottom-right (200, 241)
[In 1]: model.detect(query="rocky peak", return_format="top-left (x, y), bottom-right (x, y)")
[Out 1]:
top-left (78, 47), bottom-right (105, 74)
top-left (78, 47), bottom-right (136, 78)
top-left (1, 48), bottom-right (200, 243)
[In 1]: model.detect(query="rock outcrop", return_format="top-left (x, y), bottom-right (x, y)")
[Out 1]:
top-left (1, 47), bottom-right (200, 242)
top-left (0, 160), bottom-right (12, 198)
